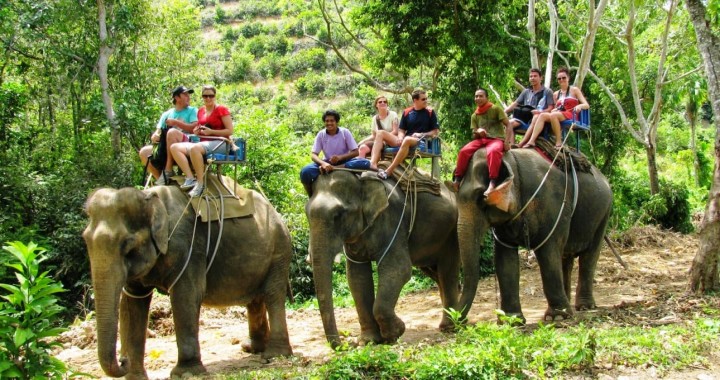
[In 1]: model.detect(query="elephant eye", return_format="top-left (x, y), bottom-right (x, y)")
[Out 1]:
top-left (120, 235), bottom-right (138, 257)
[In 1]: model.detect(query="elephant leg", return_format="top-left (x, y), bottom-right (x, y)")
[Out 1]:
top-left (119, 291), bottom-right (152, 380)
top-left (494, 245), bottom-right (525, 323)
top-left (347, 260), bottom-right (381, 345)
top-left (242, 298), bottom-right (270, 354)
top-left (535, 246), bottom-right (573, 322)
top-left (561, 255), bottom-right (574, 302)
top-left (169, 282), bottom-right (206, 378)
top-left (575, 229), bottom-right (604, 310)
top-left (374, 250), bottom-right (412, 343)
top-left (258, 262), bottom-right (293, 358)
top-left (435, 249), bottom-right (461, 331)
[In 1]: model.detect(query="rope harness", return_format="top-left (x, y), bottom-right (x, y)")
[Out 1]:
top-left (492, 132), bottom-right (579, 251)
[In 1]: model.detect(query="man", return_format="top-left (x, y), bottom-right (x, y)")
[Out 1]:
top-left (299, 109), bottom-right (370, 196)
top-left (451, 88), bottom-right (510, 194)
top-left (369, 89), bottom-right (439, 179)
top-left (139, 85), bottom-right (199, 186)
top-left (503, 68), bottom-right (554, 144)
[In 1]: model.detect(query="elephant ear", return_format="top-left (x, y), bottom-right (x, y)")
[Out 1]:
top-left (485, 158), bottom-right (518, 213)
top-left (485, 178), bottom-right (516, 212)
top-left (145, 192), bottom-right (168, 255)
top-left (360, 175), bottom-right (389, 227)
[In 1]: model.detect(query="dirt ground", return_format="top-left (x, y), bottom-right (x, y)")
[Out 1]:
top-left (56, 226), bottom-right (720, 379)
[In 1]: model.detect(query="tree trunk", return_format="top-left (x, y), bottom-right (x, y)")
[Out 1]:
top-left (687, 99), bottom-right (700, 187)
top-left (646, 143), bottom-right (660, 195)
top-left (686, 0), bottom-right (720, 293)
top-left (97, 0), bottom-right (120, 156)
top-left (527, 0), bottom-right (539, 69)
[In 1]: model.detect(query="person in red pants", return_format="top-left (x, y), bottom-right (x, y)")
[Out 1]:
top-left (451, 88), bottom-right (511, 195)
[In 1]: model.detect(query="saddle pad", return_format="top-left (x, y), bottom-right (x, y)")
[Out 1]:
top-left (188, 175), bottom-right (254, 222)
top-left (377, 161), bottom-right (441, 196)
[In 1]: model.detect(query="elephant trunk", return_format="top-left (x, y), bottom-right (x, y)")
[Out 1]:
top-left (309, 227), bottom-right (344, 348)
top-left (91, 265), bottom-right (128, 378)
top-left (457, 207), bottom-right (489, 321)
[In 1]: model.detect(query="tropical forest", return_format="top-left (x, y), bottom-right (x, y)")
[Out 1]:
top-left (2, 0), bottom-right (720, 378)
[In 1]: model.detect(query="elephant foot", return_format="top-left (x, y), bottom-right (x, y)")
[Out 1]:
top-left (575, 300), bottom-right (597, 311)
top-left (241, 338), bottom-right (267, 354)
top-left (543, 307), bottom-right (574, 322)
top-left (170, 362), bottom-right (206, 378)
top-left (260, 344), bottom-right (293, 359)
top-left (358, 329), bottom-right (383, 346)
top-left (497, 312), bottom-right (525, 326)
top-left (379, 316), bottom-right (405, 343)
top-left (439, 314), bottom-right (462, 332)
top-left (125, 372), bottom-right (149, 380)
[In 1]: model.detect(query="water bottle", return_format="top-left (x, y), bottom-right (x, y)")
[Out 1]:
top-left (537, 96), bottom-right (546, 111)
top-left (235, 137), bottom-right (246, 161)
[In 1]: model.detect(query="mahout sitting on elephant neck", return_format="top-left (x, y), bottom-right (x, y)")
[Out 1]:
top-left (83, 181), bottom-right (293, 379)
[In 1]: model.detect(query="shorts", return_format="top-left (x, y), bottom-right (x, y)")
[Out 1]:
top-left (198, 139), bottom-right (228, 155)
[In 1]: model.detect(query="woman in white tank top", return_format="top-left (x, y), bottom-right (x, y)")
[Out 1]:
top-left (358, 95), bottom-right (399, 158)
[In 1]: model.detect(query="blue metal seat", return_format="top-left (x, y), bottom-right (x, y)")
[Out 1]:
top-left (383, 136), bottom-right (442, 178)
top-left (559, 109), bottom-right (591, 151)
top-left (204, 137), bottom-right (246, 196)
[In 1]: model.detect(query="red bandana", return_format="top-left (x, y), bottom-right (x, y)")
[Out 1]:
top-left (475, 102), bottom-right (494, 115)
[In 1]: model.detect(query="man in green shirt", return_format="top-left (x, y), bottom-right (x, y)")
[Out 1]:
top-left (451, 88), bottom-right (510, 194)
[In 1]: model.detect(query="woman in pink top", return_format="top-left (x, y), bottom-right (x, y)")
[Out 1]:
top-left (170, 85), bottom-right (233, 197)
top-left (519, 67), bottom-right (589, 149)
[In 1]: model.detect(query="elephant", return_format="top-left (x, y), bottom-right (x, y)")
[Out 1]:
top-left (455, 148), bottom-right (612, 323)
top-left (82, 183), bottom-right (293, 379)
top-left (305, 170), bottom-right (460, 348)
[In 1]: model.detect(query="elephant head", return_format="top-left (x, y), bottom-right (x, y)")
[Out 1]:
top-left (305, 171), bottom-right (388, 347)
top-left (456, 149), bottom-right (518, 320)
top-left (82, 187), bottom-right (168, 377)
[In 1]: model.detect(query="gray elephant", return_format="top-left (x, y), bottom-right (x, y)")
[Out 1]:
top-left (456, 148), bottom-right (612, 323)
top-left (83, 184), bottom-right (293, 379)
top-left (305, 170), bottom-right (460, 348)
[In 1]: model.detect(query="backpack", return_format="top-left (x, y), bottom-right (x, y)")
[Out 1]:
top-left (403, 106), bottom-right (433, 118)
top-left (148, 127), bottom-right (168, 171)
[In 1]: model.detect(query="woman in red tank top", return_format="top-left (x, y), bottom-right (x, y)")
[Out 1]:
top-left (169, 85), bottom-right (234, 197)
top-left (518, 67), bottom-right (589, 149)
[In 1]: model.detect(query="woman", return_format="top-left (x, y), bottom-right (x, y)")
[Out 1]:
top-left (518, 67), bottom-right (589, 149)
top-left (357, 95), bottom-right (399, 158)
top-left (170, 85), bottom-right (233, 197)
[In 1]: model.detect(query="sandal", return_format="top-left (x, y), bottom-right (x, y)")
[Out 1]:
top-left (377, 169), bottom-right (388, 180)
top-left (554, 144), bottom-right (563, 150)
top-left (523, 143), bottom-right (536, 149)
top-left (510, 143), bottom-right (520, 149)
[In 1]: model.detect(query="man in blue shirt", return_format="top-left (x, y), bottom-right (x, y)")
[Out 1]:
top-left (369, 89), bottom-right (439, 179)
top-left (139, 86), bottom-right (199, 185)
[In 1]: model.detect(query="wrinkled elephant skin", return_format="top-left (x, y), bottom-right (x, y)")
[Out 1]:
top-left (456, 149), bottom-right (612, 323)
top-left (305, 171), bottom-right (460, 348)
top-left (83, 183), bottom-right (293, 379)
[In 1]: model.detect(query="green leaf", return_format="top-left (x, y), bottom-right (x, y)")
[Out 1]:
top-left (13, 327), bottom-right (35, 347)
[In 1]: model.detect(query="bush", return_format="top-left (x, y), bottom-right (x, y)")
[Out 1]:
top-left (0, 242), bottom-right (69, 379)
top-left (226, 51), bottom-right (255, 82)
top-left (280, 48), bottom-right (327, 80)
top-left (613, 174), bottom-right (693, 233)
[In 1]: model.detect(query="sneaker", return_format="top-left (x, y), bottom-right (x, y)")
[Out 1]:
top-left (154, 170), bottom-right (174, 186)
top-left (180, 178), bottom-right (197, 190)
top-left (188, 182), bottom-right (206, 197)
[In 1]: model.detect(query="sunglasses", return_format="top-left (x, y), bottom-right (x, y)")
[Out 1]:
top-left (202, 94), bottom-right (215, 98)
top-left (377, 100), bottom-right (388, 104)
top-left (556, 76), bottom-right (568, 80)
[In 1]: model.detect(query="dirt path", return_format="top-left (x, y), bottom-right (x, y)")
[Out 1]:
top-left (56, 227), bottom-right (719, 379)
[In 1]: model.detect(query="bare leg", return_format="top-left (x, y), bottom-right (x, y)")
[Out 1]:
top-left (170, 142), bottom-right (195, 178)
top-left (549, 113), bottom-right (566, 146)
top-left (525, 113), bottom-right (551, 146)
top-left (189, 144), bottom-right (207, 184)
top-left (369, 131), bottom-right (400, 169)
top-left (358, 143), bottom-right (372, 158)
top-left (385, 137), bottom-right (418, 176)
top-left (165, 129), bottom-right (185, 171)
top-left (139, 145), bottom-right (161, 179)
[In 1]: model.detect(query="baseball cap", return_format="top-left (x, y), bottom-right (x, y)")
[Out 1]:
top-left (171, 85), bottom-right (194, 97)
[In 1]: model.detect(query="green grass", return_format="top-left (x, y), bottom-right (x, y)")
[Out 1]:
top-left (214, 316), bottom-right (720, 379)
